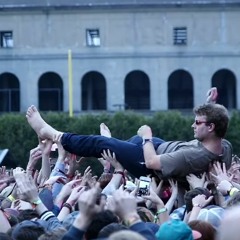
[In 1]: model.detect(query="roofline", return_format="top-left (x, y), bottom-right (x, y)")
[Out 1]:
top-left (1, 2), bottom-right (240, 12)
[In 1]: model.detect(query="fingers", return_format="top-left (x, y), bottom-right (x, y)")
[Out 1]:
top-left (101, 149), bottom-right (115, 160)
top-left (84, 166), bottom-right (91, 175)
top-left (222, 162), bottom-right (227, 174)
top-left (201, 172), bottom-right (206, 180)
top-left (206, 195), bottom-right (214, 204)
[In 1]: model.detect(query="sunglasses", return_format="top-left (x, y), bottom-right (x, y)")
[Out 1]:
top-left (194, 120), bottom-right (209, 125)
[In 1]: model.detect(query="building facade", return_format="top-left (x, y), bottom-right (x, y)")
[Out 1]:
top-left (0, 0), bottom-right (239, 113)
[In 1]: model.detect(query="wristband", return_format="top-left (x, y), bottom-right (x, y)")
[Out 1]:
top-left (154, 207), bottom-right (167, 223)
top-left (62, 203), bottom-right (72, 213)
top-left (7, 195), bottom-right (15, 202)
top-left (156, 207), bottom-right (168, 215)
top-left (142, 138), bottom-right (153, 145)
top-left (193, 203), bottom-right (202, 208)
top-left (229, 187), bottom-right (239, 197)
top-left (114, 171), bottom-right (126, 186)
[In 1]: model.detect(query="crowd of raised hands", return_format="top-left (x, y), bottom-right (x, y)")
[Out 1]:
top-left (0, 136), bottom-right (240, 240)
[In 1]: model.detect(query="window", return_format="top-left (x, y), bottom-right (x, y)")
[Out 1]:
top-left (173, 27), bottom-right (187, 45)
top-left (0, 31), bottom-right (13, 48)
top-left (86, 29), bottom-right (100, 47)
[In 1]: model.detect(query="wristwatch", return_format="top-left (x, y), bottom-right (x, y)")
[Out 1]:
top-left (192, 203), bottom-right (203, 208)
top-left (142, 138), bottom-right (153, 145)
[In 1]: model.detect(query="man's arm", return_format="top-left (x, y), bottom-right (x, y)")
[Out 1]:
top-left (143, 141), bottom-right (162, 170)
top-left (137, 125), bottom-right (162, 170)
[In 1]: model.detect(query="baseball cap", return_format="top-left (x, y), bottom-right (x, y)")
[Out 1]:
top-left (155, 218), bottom-right (202, 240)
top-left (197, 205), bottom-right (224, 229)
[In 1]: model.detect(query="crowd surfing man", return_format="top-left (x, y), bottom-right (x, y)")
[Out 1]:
top-left (26, 88), bottom-right (232, 179)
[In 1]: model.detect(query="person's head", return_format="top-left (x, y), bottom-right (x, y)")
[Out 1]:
top-left (196, 205), bottom-right (224, 229)
top-left (98, 223), bottom-right (128, 238)
top-left (193, 103), bottom-right (229, 140)
top-left (98, 173), bottom-right (113, 189)
top-left (228, 155), bottom-right (240, 183)
top-left (96, 193), bottom-right (108, 209)
top-left (2, 208), bottom-right (19, 227)
top-left (226, 191), bottom-right (240, 207)
top-left (184, 188), bottom-right (212, 213)
top-left (17, 209), bottom-right (39, 222)
top-left (188, 220), bottom-right (216, 240)
top-left (155, 218), bottom-right (202, 240)
top-left (0, 233), bottom-right (13, 240)
top-left (10, 220), bottom-right (45, 240)
top-left (137, 207), bottom-right (154, 222)
top-left (109, 230), bottom-right (147, 240)
top-left (38, 227), bottom-right (67, 240)
top-left (84, 210), bottom-right (119, 240)
top-left (216, 205), bottom-right (240, 240)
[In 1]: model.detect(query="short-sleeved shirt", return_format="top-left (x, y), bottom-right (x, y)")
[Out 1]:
top-left (154, 139), bottom-right (232, 179)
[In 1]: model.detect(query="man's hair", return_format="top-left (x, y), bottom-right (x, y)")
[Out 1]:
top-left (11, 224), bottom-right (45, 240)
top-left (109, 230), bottom-right (146, 240)
top-left (17, 209), bottom-right (39, 222)
top-left (84, 210), bottom-right (119, 240)
top-left (184, 187), bottom-right (212, 213)
top-left (98, 223), bottom-right (128, 238)
top-left (232, 155), bottom-right (240, 164)
top-left (188, 220), bottom-right (216, 240)
top-left (0, 233), bottom-right (12, 240)
top-left (38, 227), bottom-right (67, 240)
top-left (193, 103), bottom-right (229, 138)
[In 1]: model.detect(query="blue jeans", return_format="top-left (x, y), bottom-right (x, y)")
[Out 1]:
top-left (61, 133), bottom-right (165, 178)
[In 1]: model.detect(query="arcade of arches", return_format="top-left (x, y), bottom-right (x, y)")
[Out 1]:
top-left (0, 69), bottom-right (237, 112)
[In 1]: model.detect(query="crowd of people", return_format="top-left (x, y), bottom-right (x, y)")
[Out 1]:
top-left (0, 87), bottom-right (240, 240)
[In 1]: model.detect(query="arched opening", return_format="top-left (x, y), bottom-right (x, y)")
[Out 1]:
top-left (81, 71), bottom-right (106, 110)
top-left (212, 69), bottom-right (236, 109)
top-left (124, 70), bottom-right (150, 110)
top-left (38, 72), bottom-right (63, 111)
top-left (168, 69), bottom-right (193, 109)
top-left (0, 72), bottom-right (20, 112)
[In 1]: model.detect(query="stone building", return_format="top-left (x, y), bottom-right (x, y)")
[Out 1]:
top-left (0, 0), bottom-right (239, 113)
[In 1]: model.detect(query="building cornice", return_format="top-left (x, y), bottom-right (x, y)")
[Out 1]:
top-left (1, 0), bottom-right (240, 12)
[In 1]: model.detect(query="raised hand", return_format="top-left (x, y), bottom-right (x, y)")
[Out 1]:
top-left (192, 194), bottom-right (213, 208)
top-left (13, 167), bottom-right (39, 203)
top-left (186, 172), bottom-right (207, 190)
top-left (210, 162), bottom-right (232, 185)
top-left (112, 186), bottom-right (139, 222)
top-left (26, 146), bottom-right (42, 172)
top-left (137, 125), bottom-right (152, 139)
top-left (76, 182), bottom-right (102, 220)
top-left (101, 149), bottom-right (124, 171)
top-left (217, 180), bottom-right (233, 196)
top-left (38, 138), bottom-right (53, 156)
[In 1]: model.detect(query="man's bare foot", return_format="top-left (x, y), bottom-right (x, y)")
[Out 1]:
top-left (100, 123), bottom-right (111, 138)
top-left (26, 105), bottom-right (63, 141)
